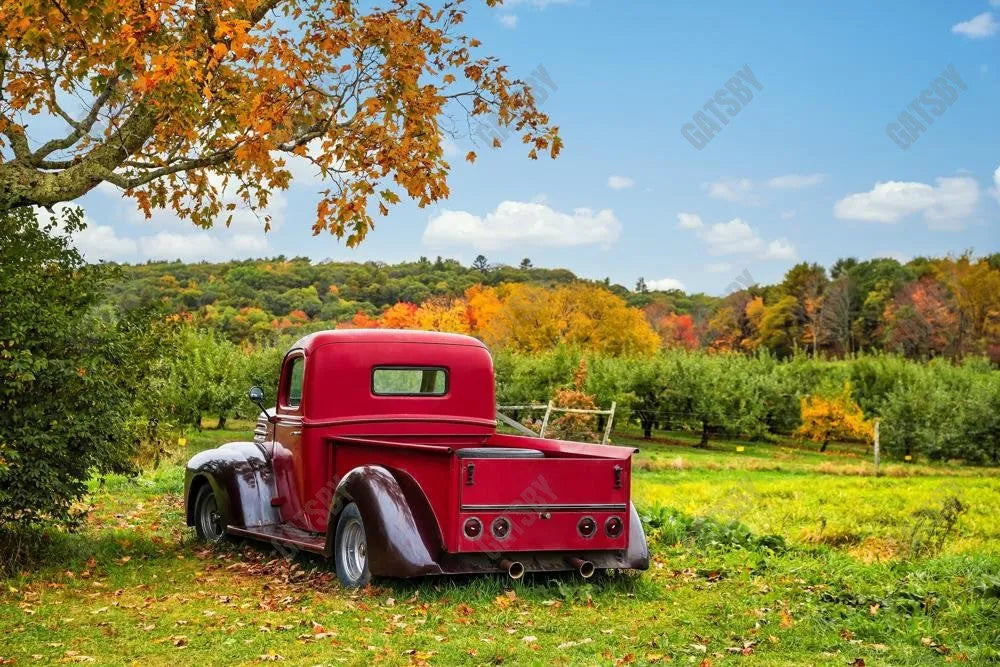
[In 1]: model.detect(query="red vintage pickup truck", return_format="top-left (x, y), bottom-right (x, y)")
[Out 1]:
top-left (184, 329), bottom-right (648, 587)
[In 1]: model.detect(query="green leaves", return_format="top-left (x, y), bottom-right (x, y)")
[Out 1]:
top-left (0, 207), bottom-right (152, 529)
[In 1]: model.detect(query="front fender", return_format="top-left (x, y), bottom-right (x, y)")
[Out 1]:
top-left (184, 442), bottom-right (281, 530)
top-left (328, 466), bottom-right (443, 578)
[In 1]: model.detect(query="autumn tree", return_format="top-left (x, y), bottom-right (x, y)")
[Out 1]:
top-left (0, 0), bottom-right (560, 243)
top-left (546, 360), bottom-right (600, 441)
top-left (654, 312), bottom-right (699, 350)
top-left (482, 283), bottom-right (658, 356)
top-left (796, 382), bottom-right (872, 453)
top-left (818, 275), bottom-right (853, 355)
top-left (933, 255), bottom-right (1000, 360)
top-left (757, 295), bottom-right (802, 357)
top-left (882, 277), bottom-right (959, 358)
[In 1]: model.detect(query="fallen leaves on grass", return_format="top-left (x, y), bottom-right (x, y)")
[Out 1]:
top-left (493, 590), bottom-right (517, 609)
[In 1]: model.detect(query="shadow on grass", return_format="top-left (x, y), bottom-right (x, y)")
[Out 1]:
top-left (1, 524), bottom-right (187, 579)
top-left (218, 533), bottom-right (650, 601)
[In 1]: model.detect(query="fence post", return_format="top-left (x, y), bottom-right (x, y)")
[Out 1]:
top-left (601, 401), bottom-right (616, 445)
top-left (873, 418), bottom-right (880, 477)
top-left (539, 400), bottom-right (554, 439)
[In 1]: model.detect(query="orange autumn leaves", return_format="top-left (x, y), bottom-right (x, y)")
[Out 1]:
top-left (1, 0), bottom-right (560, 242)
top-left (349, 283), bottom-right (661, 356)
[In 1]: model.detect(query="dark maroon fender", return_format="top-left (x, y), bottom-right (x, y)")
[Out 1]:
top-left (184, 442), bottom-right (281, 530)
top-left (326, 465), bottom-right (445, 578)
top-left (624, 503), bottom-right (650, 570)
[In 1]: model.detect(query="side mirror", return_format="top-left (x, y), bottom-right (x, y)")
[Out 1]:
top-left (248, 386), bottom-right (275, 423)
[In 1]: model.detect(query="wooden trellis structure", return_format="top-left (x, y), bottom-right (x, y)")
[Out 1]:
top-left (496, 401), bottom-right (617, 445)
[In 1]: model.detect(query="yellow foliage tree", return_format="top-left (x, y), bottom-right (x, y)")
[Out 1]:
top-left (482, 283), bottom-right (658, 355)
top-left (414, 298), bottom-right (471, 334)
top-left (464, 284), bottom-right (502, 335)
top-left (797, 382), bottom-right (873, 453)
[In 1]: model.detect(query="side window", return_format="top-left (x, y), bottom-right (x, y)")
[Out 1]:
top-left (284, 356), bottom-right (305, 408)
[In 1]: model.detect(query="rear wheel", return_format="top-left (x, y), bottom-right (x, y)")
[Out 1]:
top-left (193, 485), bottom-right (227, 542)
top-left (335, 503), bottom-right (371, 588)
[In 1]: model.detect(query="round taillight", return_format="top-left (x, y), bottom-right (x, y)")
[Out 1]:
top-left (578, 516), bottom-right (597, 538)
top-left (605, 515), bottom-right (624, 538)
top-left (463, 517), bottom-right (482, 539)
top-left (491, 517), bottom-right (511, 540)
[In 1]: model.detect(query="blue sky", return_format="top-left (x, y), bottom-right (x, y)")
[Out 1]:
top-left (67, 0), bottom-right (999, 294)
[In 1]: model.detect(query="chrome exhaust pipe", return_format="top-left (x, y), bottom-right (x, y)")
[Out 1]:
top-left (499, 559), bottom-right (525, 580)
top-left (568, 556), bottom-right (595, 578)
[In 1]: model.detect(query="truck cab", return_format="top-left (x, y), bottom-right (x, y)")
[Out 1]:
top-left (184, 329), bottom-right (648, 587)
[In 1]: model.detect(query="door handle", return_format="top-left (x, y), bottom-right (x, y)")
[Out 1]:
top-left (290, 430), bottom-right (301, 436)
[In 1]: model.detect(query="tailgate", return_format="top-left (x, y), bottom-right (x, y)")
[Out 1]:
top-left (460, 457), bottom-right (628, 511)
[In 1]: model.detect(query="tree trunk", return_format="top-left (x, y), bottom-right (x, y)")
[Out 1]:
top-left (217, 414), bottom-right (227, 430)
top-left (641, 416), bottom-right (653, 440)
top-left (698, 419), bottom-right (709, 448)
top-left (820, 439), bottom-right (828, 453)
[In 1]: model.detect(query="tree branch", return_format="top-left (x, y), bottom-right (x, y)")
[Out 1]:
top-left (32, 77), bottom-right (119, 162)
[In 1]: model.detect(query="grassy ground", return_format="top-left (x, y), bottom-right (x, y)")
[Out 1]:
top-left (2, 425), bottom-right (999, 665)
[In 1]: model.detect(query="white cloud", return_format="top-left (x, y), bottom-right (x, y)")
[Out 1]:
top-left (499, 14), bottom-right (518, 28)
top-left (99, 172), bottom-right (287, 235)
top-left (423, 200), bottom-right (621, 250)
top-left (676, 212), bottom-right (704, 229)
top-left (75, 224), bottom-right (139, 260)
top-left (767, 173), bottom-right (825, 189)
top-left (42, 191), bottom-right (275, 262)
top-left (700, 218), bottom-right (764, 255)
top-left (505, 0), bottom-right (574, 6)
top-left (780, 210), bottom-right (796, 220)
top-left (952, 12), bottom-right (998, 38)
top-left (678, 213), bottom-right (797, 261)
top-left (833, 176), bottom-right (980, 229)
top-left (646, 277), bottom-right (686, 291)
top-left (33, 206), bottom-right (139, 261)
top-left (762, 239), bottom-right (796, 260)
top-left (704, 178), bottom-right (756, 204)
top-left (705, 262), bottom-right (732, 273)
top-left (136, 231), bottom-right (270, 262)
top-left (607, 175), bottom-right (634, 190)
top-left (992, 165), bottom-right (1000, 203)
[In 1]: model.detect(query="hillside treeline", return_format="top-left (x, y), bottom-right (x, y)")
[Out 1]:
top-left (105, 252), bottom-right (1000, 363)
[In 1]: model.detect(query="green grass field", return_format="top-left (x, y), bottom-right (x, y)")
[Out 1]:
top-left (2, 425), bottom-right (999, 665)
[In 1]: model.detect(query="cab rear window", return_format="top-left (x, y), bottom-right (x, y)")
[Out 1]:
top-left (372, 367), bottom-right (448, 396)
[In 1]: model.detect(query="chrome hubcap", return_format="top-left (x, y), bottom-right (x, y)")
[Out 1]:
top-left (200, 494), bottom-right (222, 540)
top-left (341, 518), bottom-right (367, 582)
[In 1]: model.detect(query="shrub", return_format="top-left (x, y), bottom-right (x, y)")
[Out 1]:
top-left (0, 208), bottom-right (151, 531)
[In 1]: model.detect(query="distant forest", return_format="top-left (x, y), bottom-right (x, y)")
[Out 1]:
top-left (101, 252), bottom-right (1000, 363)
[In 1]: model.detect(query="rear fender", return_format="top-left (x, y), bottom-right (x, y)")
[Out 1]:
top-left (184, 442), bottom-right (281, 529)
top-left (625, 502), bottom-right (650, 570)
top-left (327, 466), bottom-right (443, 577)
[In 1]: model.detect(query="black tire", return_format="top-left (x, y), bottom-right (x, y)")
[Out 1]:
top-left (193, 484), bottom-right (227, 542)
top-left (334, 503), bottom-right (371, 588)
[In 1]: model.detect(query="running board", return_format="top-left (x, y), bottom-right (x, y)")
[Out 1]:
top-left (227, 524), bottom-right (328, 556)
